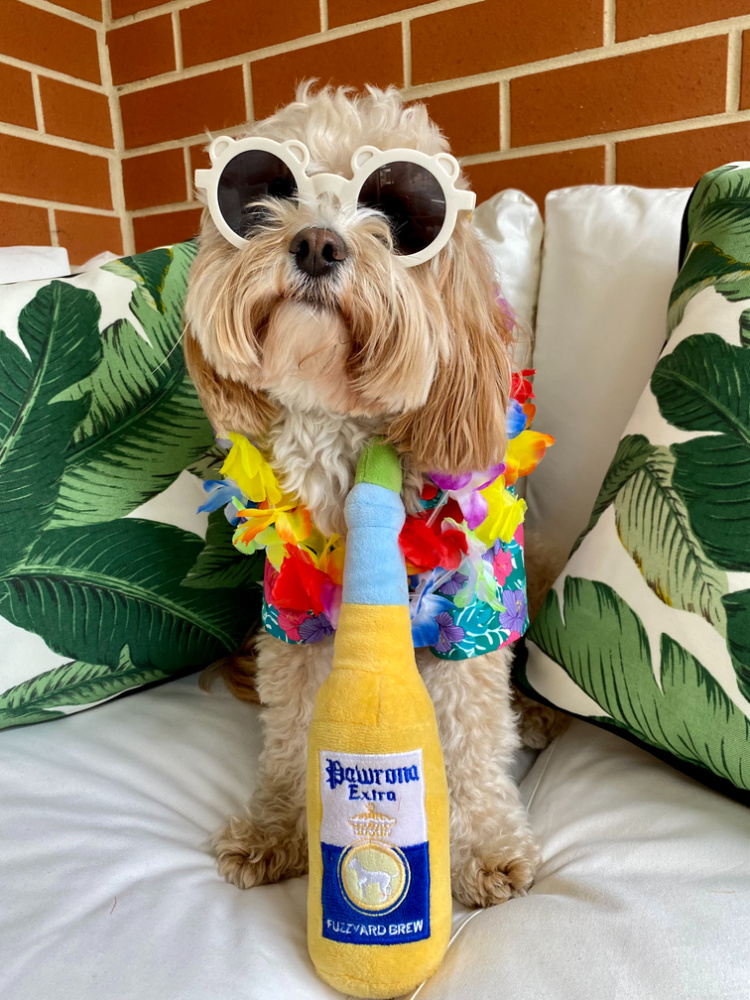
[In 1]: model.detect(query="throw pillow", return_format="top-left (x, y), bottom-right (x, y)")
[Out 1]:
top-left (0, 243), bottom-right (264, 729)
top-left (517, 164), bottom-right (750, 801)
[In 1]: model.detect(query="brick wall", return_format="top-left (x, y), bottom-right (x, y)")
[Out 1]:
top-left (3, 0), bottom-right (750, 265)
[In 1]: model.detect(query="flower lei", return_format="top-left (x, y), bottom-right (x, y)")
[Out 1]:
top-left (199, 371), bottom-right (554, 646)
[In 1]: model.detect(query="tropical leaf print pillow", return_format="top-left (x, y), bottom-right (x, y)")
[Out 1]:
top-left (517, 164), bottom-right (750, 800)
top-left (0, 243), bottom-right (264, 730)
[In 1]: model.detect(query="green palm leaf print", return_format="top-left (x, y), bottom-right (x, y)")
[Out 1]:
top-left (0, 645), bottom-right (165, 728)
top-left (652, 333), bottom-right (750, 572)
top-left (528, 577), bottom-right (750, 789)
top-left (0, 281), bottom-right (101, 568)
top-left (0, 519), bottom-right (247, 672)
top-left (50, 243), bottom-right (213, 527)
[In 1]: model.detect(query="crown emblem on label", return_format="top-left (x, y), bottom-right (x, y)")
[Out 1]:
top-left (348, 802), bottom-right (397, 841)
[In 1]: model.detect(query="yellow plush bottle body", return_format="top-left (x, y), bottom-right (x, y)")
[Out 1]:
top-left (306, 445), bottom-right (452, 999)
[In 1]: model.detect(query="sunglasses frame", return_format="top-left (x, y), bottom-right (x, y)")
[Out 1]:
top-left (194, 135), bottom-right (476, 266)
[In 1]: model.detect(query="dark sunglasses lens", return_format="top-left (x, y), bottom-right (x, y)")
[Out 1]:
top-left (217, 150), bottom-right (297, 237)
top-left (358, 161), bottom-right (447, 256)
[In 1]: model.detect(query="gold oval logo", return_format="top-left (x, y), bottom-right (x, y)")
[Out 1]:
top-left (338, 842), bottom-right (410, 914)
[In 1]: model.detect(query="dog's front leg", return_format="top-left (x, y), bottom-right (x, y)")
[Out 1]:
top-left (212, 632), bottom-right (333, 889)
top-left (420, 645), bottom-right (541, 907)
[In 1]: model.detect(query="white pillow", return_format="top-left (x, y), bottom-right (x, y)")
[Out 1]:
top-left (473, 188), bottom-right (543, 363)
top-left (525, 184), bottom-right (692, 556)
top-left (0, 246), bottom-right (70, 284)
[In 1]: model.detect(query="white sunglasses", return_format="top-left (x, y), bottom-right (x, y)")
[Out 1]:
top-left (194, 135), bottom-right (476, 267)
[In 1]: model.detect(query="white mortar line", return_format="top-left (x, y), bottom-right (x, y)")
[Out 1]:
top-left (459, 107), bottom-right (750, 166)
top-left (183, 144), bottom-right (193, 201)
top-left (47, 206), bottom-right (57, 245)
top-left (108, 0), bottom-right (479, 28)
top-left (604, 141), bottom-right (616, 183)
top-left (172, 10), bottom-right (184, 72)
top-left (319, 0), bottom-right (328, 33)
top-left (603, 0), bottom-right (616, 47)
top-left (99, 1), bottom-right (133, 254)
top-left (0, 54), bottom-right (106, 93)
top-left (30, 72), bottom-right (45, 132)
top-left (0, 120), bottom-right (117, 156)
top-left (402, 19), bottom-right (412, 89)
top-left (111, 15), bottom-right (750, 101)
top-left (18, 0), bottom-right (102, 28)
top-left (499, 80), bottom-right (510, 151)
top-left (726, 30), bottom-right (742, 113)
top-left (130, 199), bottom-right (203, 217)
top-left (242, 61), bottom-right (254, 122)
top-left (0, 191), bottom-right (119, 215)
top-left (112, 103), bottom-right (750, 166)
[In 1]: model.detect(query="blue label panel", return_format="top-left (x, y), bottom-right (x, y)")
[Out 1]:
top-left (321, 841), bottom-right (430, 945)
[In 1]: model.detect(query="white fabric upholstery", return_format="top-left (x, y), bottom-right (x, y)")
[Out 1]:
top-left (0, 246), bottom-right (70, 284)
top-left (2, 678), bottom-right (747, 1000)
top-left (473, 188), bottom-right (543, 352)
top-left (526, 185), bottom-right (691, 556)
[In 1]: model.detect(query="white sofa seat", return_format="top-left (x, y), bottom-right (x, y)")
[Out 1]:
top-left (2, 675), bottom-right (748, 1000)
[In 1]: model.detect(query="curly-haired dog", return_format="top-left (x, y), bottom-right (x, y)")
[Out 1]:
top-left (185, 84), bottom-right (541, 908)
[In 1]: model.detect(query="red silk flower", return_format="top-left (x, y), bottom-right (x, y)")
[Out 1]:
top-left (511, 369), bottom-right (535, 404)
top-left (399, 514), bottom-right (468, 574)
top-left (271, 545), bottom-right (328, 615)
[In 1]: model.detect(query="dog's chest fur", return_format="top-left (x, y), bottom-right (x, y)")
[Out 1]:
top-left (266, 408), bottom-right (382, 536)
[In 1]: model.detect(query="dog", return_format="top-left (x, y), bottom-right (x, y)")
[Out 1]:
top-left (184, 83), bottom-right (543, 908)
top-left (347, 857), bottom-right (395, 902)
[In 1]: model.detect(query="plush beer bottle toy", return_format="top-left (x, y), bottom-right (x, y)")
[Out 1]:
top-left (306, 441), bottom-right (452, 999)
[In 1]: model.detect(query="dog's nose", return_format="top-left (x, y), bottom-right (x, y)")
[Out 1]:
top-left (290, 227), bottom-right (347, 278)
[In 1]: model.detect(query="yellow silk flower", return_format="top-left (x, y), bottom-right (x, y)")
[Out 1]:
top-left (504, 430), bottom-right (555, 487)
top-left (233, 502), bottom-right (312, 553)
top-left (475, 477), bottom-right (528, 546)
top-left (221, 433), bottom-right (283, 505)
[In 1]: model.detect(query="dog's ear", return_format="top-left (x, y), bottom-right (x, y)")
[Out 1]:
top-left (386, 220), bottom-right (512, 474)
top-left (184, 327), bottom-right (277, 438)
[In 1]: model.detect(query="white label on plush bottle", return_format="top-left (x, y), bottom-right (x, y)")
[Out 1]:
top-left (318, 749), bottom-right (430, 944)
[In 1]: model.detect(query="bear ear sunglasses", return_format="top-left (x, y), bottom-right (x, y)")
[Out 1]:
top-left (194, 135), bottom-right (476, 267)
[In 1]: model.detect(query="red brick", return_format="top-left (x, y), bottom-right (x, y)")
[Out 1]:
top-left (0, 134), bottom-right (112, 209)
top-left (464, 147), bottom-right (606, 213)
top-left (122, 148), bottom-right (187, 210)
top-left (133, 207), bottom-right (203, 253)
top-left (328, 0), bottom-right (434, 28)
top-left (190, 142), bottom-right (211, 177)
top-left (0, 1), bottom-right (100, 84)
top-left (617, 122), bottom-right (750, 189)
top-left (618, 0), bottom-right (747, 41)
top-left (120, 67), bottom-right (246, 148)
top-left (55, 211), bottom-right (123, 266)
top-left (107, 16), bottom-right (175, 86)
top-left (741, 29), bottom-right (750, 109)
top-left (181, 0), bottom-right (319, 67)
top-left (252, 25), bottom-right (403, 120)
top-left (512, 38), bottom-right (728, 147)
top-left (417, 85), bottom-right (499, 158)
top-left (0, 63), bottom-right (36, 129)
top-left (49, 0), bottom-right (102, 17)
top-left (0, 201), bottom-right (50, 245)
top-left (111, 0), bottom-right (166, 16)
top-left (411, 0), bottom-right (602, 86)
top-left (40, 77), bottom-right (113, 147)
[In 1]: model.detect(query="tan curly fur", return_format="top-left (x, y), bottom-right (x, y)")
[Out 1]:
top-left (187, 84), bottom-right (546, 907)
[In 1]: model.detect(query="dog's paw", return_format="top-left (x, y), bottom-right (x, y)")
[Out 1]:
top-left (212, 819), bottom-right (307, 889)
top-left (452, 845), bottom-right (539, 908)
